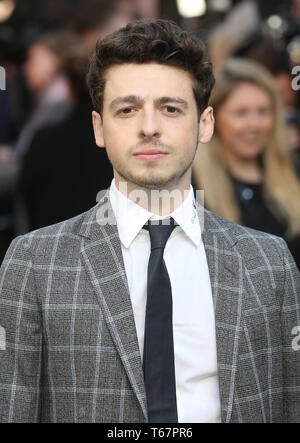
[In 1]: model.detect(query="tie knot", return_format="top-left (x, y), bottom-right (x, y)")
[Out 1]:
top-left (144, 218), bottom-right (176, 250)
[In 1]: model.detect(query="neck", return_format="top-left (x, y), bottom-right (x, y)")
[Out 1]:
top-left (114, 176), bottom-right (191, 216)
top-left (222, 150), bottom-right (263, 184)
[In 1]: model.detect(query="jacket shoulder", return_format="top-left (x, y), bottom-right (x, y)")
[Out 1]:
top-left (203, 210), bottom-right (300, 301)
top-left (203, 209), bottom-right (289, 264)
top-left (204, 208), bottom-right (283, 241)
top-left (5, 204), bottom-right (99, 262)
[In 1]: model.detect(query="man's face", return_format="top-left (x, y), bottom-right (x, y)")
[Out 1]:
top-left (93, 63), bottom-right (214, 192)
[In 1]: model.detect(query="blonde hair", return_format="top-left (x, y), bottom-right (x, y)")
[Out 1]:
top-left (193, 58), bottom-right (300, 236)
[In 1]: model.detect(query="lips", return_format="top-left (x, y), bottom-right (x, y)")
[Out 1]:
top-left (134, 149), bottom-right (168, 161)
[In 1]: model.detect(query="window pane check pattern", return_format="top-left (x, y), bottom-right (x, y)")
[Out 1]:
top-left (0, 193), bottom-right (299, 422)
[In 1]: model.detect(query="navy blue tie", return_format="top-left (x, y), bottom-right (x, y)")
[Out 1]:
top-left (143, 218), bottom-right (178, 423)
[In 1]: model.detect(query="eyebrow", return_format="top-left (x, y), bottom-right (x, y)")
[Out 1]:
top-left (109, 95), bottom-right (189, 110)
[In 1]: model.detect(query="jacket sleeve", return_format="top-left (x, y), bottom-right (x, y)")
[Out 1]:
top-left (278, 238), bottom-right (300, 423)
top-left (0, 235), bottom-right (42, 422)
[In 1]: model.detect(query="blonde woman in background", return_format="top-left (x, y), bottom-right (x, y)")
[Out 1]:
top-left (193, 58), bottom-right (300, 270)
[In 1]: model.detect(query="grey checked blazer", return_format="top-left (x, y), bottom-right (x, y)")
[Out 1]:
top-left (0, 192), bottom-right (299, 423)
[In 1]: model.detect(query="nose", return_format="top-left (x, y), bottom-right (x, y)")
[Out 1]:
top-left (247, 112), bottom-right (263, 130)
top-left (138, 108), bottom-right (161, 140)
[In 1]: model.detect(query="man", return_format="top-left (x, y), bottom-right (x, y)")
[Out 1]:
top-left (0, 20), bottom-right (299, 423)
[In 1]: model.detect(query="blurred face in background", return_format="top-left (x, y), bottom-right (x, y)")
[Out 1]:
top-left (292, 0), bottom-right (300, 19)
top-left (215, 82), bottom-right (274, 161)
top-left (24, 43), bottom-right (61, 93)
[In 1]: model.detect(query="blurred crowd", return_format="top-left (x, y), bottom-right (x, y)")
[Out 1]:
top-left (0, 0), bottom-right (300, 270)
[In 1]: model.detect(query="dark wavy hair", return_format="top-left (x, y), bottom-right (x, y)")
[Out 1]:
top-left (87, 19), bottom-right (215, 117)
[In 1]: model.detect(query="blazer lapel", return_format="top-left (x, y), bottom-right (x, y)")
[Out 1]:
top-left (200, 207), bottom-right (244, 423)
top-left (79, 192), bottom-right (147, 420)
top-left (77, 194), bottom-right (244, 423)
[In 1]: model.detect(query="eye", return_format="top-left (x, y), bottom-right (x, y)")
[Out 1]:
top-left (117, 107), bottom-right (135, 116)
top-left (258, 107), bottom-right (271, 116)
top-left (163, 106), bottom-right (180, 115)
top-left (233, 109), bottom-right (247, 117)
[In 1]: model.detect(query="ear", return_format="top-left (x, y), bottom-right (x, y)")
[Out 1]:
top-left (92, 111), bottom-right (105, 148)
top-left (198, 106), bottom-right (214, 144)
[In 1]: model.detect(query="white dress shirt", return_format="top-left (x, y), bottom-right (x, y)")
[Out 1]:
top-left (109, 179), bottom-right (221, 423)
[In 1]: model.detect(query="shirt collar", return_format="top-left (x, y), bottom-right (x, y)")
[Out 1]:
top-left (109, 178), bottom-right (201, 248)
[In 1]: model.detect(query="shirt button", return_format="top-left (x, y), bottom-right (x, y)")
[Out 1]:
top-left (241, 188), bottom-right (254, 200)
